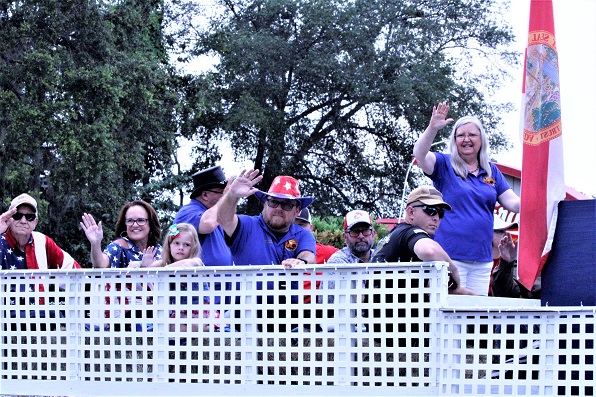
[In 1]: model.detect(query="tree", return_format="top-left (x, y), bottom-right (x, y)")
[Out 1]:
top-left (183, 0), bottom-right (517, 217)
top-left (0, 0), bottom-right (180, 265)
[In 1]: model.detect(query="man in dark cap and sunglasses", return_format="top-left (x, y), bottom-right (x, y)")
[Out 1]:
top-left (371, 186), bottom-right (474, 295)
top-left (175, 165), bottom-right (232, 267)
top-left (0, 193), bottom-right (80, 270)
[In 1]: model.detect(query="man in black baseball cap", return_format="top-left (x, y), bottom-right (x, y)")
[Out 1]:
top-left (189, 166), bottom-right (227, 200)
top-left (175, 165), bottom-right (231, 266)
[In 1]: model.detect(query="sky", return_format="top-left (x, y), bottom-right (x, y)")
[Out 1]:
top-left (187, 0), bottom-right (596, 198)
top-left (494, 0), bottom-right (596, 197)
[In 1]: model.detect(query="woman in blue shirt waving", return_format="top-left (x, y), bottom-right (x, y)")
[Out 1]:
top-left (413, 102), bottom-right (520, 295)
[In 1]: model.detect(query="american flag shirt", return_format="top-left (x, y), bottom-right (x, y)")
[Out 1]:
top-left (1, 229), bottom-right (80, 270)
top-left (0, 232), bottom-right (29, 270)
top-left (103, 237), bottom-right (162, 268)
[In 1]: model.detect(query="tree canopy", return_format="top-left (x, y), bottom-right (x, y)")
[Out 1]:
top-left (0, 0), bottom-right (180, 264)
top-left (0, 0), bottom-right (518, 265)
top-left (183, 0), bottom-right (517, 216)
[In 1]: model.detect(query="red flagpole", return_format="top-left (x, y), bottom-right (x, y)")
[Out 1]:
top-left (518, 0), bottom-right (566, 290)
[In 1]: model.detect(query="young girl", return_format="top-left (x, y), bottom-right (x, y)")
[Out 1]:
top-left (148, 223), bottom-right (204, 268)
top-left (155, 223), bottom-right (216, 334)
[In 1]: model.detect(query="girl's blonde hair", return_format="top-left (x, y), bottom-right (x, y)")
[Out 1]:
top-left (447, 116), bottom-right (492, 180)
top-left (161, 223), bottom-right (201, 266)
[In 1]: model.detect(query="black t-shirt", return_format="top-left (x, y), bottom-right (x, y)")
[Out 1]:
top-left (371, 223), bottom-right (432, 263)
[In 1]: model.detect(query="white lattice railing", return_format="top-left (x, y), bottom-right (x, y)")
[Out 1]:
top-left (1, 263), bottom-right (594, 396)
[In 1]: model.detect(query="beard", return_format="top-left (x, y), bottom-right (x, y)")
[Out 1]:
top-left (351, 241), bottom-right (372, 255)
top-left (264, 212), bottom-right (291, 232)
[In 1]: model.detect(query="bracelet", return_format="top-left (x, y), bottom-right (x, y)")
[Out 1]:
top-left (297, 257), bottom-right (308, 264)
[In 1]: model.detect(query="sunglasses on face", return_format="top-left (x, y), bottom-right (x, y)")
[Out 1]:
top-left (347, 228), bottom-right (373, 238)
top-left (266, 198), bottom-right (298, 211)
top-left (12, 212), bottom-right (37, 222)
top-left (412, 205), bottom-right (445, 219)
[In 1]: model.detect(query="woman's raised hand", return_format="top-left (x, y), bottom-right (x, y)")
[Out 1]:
top-left (80, 213), bottom-right (103, 245)
top-left (428, 102), bottom-right (454, 131)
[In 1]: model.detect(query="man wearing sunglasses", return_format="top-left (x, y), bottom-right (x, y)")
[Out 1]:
top-left (1, 193), bottom-right (81, 271)
top-left (371, 186), bottom-right (474, 295)
top-left (217, 171), bottom-right (316, 319)
top-left (318, 210), bottom-right (376, 310)
top-left (217, 170), bottom-right (316, 268)
top-left (175, 165), bottom-right (233, 267)
top-left (328, 210), bottom-right (376, 264)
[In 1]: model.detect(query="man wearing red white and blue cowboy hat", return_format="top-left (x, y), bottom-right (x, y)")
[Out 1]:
top-left (217, 170), bottom-right (316, 269)
top-left (217, 171), bottom-right (316, 316)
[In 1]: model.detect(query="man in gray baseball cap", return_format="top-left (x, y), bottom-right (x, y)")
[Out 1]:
top-left (1, 193), bottom-right (80, 270)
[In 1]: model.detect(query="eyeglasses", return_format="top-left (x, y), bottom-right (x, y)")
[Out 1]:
top-left (412, 205), bottom-right (445, 219)
top-left (205, 190), bottom-right (224, 195)
top-left (12, 212), bottom-right (37, 222)
top-left (266, 198), bottom-right (298, 211)
top-left (455, 133), bottom-right (480, 140)
top-left (347, 228), bottom-right (373, 238)
top-left (125, 218), bottom-right (148, 226)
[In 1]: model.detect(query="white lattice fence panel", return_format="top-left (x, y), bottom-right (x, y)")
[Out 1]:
top-left (439, 310), bottom-right (595, 396)
top-left (2, 264), bottom-right (595, 396)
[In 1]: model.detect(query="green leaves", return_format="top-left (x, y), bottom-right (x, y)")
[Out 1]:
top-left (0, 0), bottom-right (179, 266)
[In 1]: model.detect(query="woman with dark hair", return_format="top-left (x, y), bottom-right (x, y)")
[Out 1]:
top-left (413, 102), bottom-right (520, 295)
top-left (81, 200), bottom-right (163, 268)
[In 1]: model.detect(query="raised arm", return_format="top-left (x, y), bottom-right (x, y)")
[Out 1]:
top-left (216, 169), bottom-right (262, 237)
top-left (197, 178), bottom-right (234, 234)
top-left (0, 208), bottom-right (16, 235)
top-left (413, 102), bottom-right (453, 175)
top-left (80, 213), bottom-right (110, 268)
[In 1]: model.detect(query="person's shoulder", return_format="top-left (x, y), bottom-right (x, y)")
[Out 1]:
top-left (175, 200), bottom-right (205, 219)
top-left (435, 152), bottom-right (449, 162)
top-left (317, 243), bottom-right (338, 254)
top-left (237, 214), bottom-right (260, 234)
top-left (327, 247), bottom-right (351, 263)
top-left (32, 231), bottom-right (57, 245)
top-left (106, 238), bottom-right (130, 250)
top-left (240, 214), bottom-right (259, 225)
top-left (394, 222), bottom-right (426, 235)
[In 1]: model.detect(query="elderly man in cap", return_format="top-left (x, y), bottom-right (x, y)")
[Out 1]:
top-left (371, 186), bottom-right (473, 295)
top-left (0, 193), bottom-right (81, 270)
top-left (317, 210), bottom-right (376, 308)
top-left (217, 170), bottom-right (316, 267)
top-left (175, 165), bottom-right (232, 266)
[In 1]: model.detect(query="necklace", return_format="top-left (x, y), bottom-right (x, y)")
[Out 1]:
top-left (468, 165), bottom-right (480, 174)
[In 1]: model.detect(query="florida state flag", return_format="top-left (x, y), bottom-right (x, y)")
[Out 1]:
top-left (518, 0), bottom-right (566, 290)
